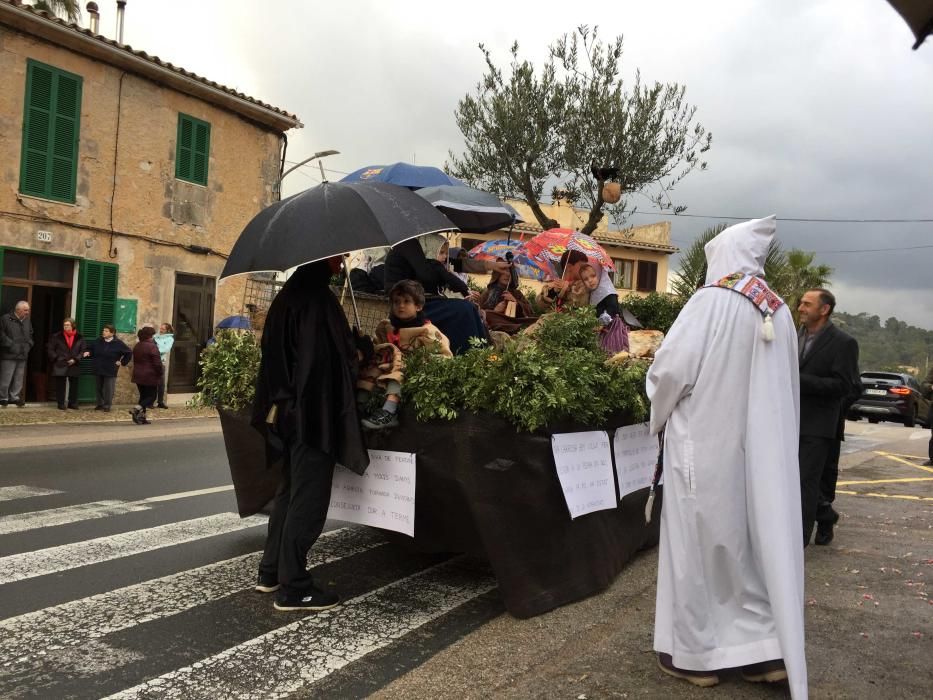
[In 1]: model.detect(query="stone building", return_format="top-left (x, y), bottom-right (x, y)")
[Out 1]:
top-left (456, 199), bottom-right (677, 295)
top-left (0, 0), bottom-right (300, 404)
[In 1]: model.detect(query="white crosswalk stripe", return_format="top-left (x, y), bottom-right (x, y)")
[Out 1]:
top-left (0, 485), bottom-right (63, 502)
top-left (0, 500), bottom-right (152, 536)
top-left (102, 559), bottom-right (497, 700)
top-left (0, 527), bottom-right (387, 676)
top-left (0, 513), bottom-right (267, 585)
top-left (0, 485), bottom-right (235, 536)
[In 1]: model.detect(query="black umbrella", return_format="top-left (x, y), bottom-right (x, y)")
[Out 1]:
top-left (415, 184), bottom-right (523, 233)
top-left (885, 0), bottom-right (933, 49)
top-left (221, 181), bottom-right (458, 279)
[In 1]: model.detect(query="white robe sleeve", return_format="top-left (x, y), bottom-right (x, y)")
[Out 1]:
top-left (645, 293), bottom-right (713, 435)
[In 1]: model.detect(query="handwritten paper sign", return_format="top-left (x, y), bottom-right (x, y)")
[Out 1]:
top-left (327, 450), bottom-right (416, 536)
top-left (613, 423), bottom-right (657, 500)
top-left (551, 431), bottom-right (616, 519)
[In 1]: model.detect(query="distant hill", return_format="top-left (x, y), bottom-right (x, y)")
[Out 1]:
top-left (834, 312), bottom-right (933, 377)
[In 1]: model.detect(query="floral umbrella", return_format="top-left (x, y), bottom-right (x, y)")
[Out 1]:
top-left (466, 239), bottom-right (551, 281)
top-left (516, 229), bottom-right (616, 280)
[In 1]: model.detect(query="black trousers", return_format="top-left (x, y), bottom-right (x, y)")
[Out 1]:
top-left (799, 435), bottom-right (838, 547)
top-left (259, 437), bottom-right (336, 595)
top-left (54, 375), bottom-right (79, 408)
top-left (156, 362), bottom-right (167, 405)
top-left (136, 384), bottom-right (157, 410)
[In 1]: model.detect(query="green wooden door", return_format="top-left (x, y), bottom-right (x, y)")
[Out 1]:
top-left (76, 261), bottom-right (118, 402)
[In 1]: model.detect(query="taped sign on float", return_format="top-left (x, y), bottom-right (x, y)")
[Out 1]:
top-left (326, 450), bottom-right (416, 536)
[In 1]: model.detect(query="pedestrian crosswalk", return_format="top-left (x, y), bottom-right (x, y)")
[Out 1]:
top-left (0, 482), bottom-right (500, 699)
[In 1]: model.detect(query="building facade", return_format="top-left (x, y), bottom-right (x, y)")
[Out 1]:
top-left (0, 1), bottom-right (300, 403)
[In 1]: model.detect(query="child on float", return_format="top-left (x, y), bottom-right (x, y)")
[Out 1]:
top-left (358, 279), bottom-right (453, 430)
top-left (579, 262), bottom-right (629, 354)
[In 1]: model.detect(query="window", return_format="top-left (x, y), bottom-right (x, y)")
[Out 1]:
top-left (612, 258), bottom-right (635, 289)
top-left (20, 60), bottom-right (83, 203)
top-left (636, 260), bottom-right (659, 292)
top-left (175, 113), bottom-right (211, 185)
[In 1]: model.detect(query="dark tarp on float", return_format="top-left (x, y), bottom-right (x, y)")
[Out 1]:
top-left (220, 407), bottom-right (662, 619)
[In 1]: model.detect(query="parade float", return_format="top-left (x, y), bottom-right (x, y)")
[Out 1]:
top-left (203, 177), bottom-right (673, 618)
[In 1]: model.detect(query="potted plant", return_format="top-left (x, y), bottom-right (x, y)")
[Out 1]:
top-left (193, 330), bottom-right (278, 516)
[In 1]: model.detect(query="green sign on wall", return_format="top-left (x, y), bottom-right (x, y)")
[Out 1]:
top-left (115, 298), bottom-right (137, 333)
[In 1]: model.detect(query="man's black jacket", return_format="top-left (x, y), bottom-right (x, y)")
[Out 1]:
top-left (799, 322), bottom-right (861, 439)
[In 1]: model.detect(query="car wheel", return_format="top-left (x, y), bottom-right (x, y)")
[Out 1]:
top-left (905, 406), bottom-right (916, 428)
top-left (868, 417), bottom-right (880, 424)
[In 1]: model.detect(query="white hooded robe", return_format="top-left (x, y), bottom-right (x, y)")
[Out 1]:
top-left (646, 216), bottom-right (807, 699)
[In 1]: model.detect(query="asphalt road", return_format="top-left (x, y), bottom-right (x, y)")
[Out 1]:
top-left (0, 419), bottom-right (930, 698)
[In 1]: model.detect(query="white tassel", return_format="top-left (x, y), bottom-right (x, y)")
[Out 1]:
top-left (644, 488), bottom-right (656, 524)
top-left (762, 313), bottom-right (774, 342)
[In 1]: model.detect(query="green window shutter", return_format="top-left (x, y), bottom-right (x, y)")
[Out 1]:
top-left (77, 260), bottom-right (119, 402)
top-left (20, 60), bottom-right (81, 202)
top-left (176, 113), bottom-right (210, 185)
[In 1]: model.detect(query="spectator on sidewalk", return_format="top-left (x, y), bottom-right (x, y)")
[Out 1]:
top-left (0, 301), bottom-right (33, 408)
top-left (646, 216), bottom-right (806, 697)
top-left (797, 289), bottom-right (861, 546)
top-left (83, 324), bottom-right (132, 412)
top-left (130, 326), bottom-right (163, 425)
top-left (154, 323), bottom-right (175, 409)
top-left (47, 318), bottom-right (86, 411)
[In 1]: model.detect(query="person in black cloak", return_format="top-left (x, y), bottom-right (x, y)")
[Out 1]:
top-left (251, 258), bottom-right (370, 611)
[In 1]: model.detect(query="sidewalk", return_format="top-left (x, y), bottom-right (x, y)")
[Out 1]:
top-left (0, 393), bottom-right (216, 428)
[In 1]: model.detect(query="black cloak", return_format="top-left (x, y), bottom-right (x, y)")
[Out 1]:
top-left (251, 261), bottom-right (369, 475)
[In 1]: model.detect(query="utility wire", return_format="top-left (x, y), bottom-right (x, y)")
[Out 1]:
top-left (627, 211), bottom-right (933, 224)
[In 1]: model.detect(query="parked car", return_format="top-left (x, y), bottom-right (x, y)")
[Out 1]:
top-left (848, 371), bottom-right (931, 427)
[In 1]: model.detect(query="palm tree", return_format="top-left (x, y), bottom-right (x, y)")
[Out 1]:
top-left (780, 249), bottom-right (834, 312)
top-left (32, 0), bottom-right (80, 23)
top-left (671, 223), bottom-right (789, 299)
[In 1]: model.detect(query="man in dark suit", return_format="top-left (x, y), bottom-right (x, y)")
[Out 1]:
top-left (797, 288), bottom-right (861, 547)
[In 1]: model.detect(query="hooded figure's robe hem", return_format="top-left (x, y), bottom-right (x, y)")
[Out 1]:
top-left (655, 637), bottom-right (783, 672)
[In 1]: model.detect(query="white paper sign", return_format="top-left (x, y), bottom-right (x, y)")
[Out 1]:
top-left (327, 450), bottom-right (416, 536)
top-left (551, 431), bottom-right (616, 519)
top-left (614, 423), bottom-right (657, 499)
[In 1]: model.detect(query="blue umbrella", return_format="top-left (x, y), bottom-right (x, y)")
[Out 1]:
top-left (340, 162), bottom-right (464, 189)
top-left (216, 315), bottom-right (251, 330)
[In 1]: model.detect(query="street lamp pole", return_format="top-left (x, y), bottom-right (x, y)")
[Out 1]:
top-left (274, 149), bottom-right (339, 199)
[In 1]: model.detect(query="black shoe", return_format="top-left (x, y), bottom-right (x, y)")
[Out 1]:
top-left (0, 400), bottom-right (7, 408)
top-left (67, 405), bottom-right (79, 410)
top-left (58, 405), bottom-right (66, 411)
top-left (129, 407), bottom-right (141, 423)
top-left (157, 403), bottom-right (168, 409)
top-left (15, 401), bottom-right (25, 408)
top-left (657, 653), bottom-right (719, 687)
top-left (361, 408), bottom-right (399, 430)
top-left (102, 407), bottom-right (111, 412)
top-left (255, 573), bottom-right (280, 594)
top-left (273, 586), bottom-right (340, 612)
top-left (94, 405), bottom-right (104, 411)
top-left (814, 527), bottom-right (834, 545)
top-left (741, 659), bottom-right (788, 683)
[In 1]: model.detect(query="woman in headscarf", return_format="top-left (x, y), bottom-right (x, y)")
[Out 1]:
top-left (382, 234), bottom-right (489, 354)
top-left (479, 261), bottom-right (537, 334)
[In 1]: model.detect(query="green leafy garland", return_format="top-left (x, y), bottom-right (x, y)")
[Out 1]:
top-left (192, 330), bottom-right (261, 411)
top-left (403, 308), bottom-right (649, 432)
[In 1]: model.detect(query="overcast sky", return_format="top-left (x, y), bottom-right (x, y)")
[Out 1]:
top-left (108, 0), bottom-right (932, 327)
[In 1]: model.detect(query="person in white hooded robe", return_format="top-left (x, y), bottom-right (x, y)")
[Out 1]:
top-left (646, 216), bottom-right (807, 698)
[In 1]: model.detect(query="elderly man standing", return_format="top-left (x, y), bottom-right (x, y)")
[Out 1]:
top-left (646, 216), bottom-right (806, 698)
top-left (0, 301), bottom-right (33, 408)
